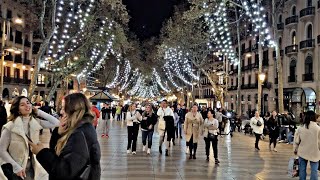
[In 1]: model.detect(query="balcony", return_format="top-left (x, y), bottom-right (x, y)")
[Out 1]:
top-left (285, 45), bottom-right (298, 55)
top-left (15, 56), bottom-right (22, 63)
top-left (262, 59), bottom-right (269, 66)
top-left (252, 43), bottom-right (259, 51)
top-left (15, 38), bottom-right (23, 45)
top-left (12, 78), bottom-right (21, 84)
top-left (21, 79), bottom-right (31, 84)
top-left (249, 83), bottom-right (258, 89)
top-left (24, 40), bottom-right (31, 47)
top-left (244, 47), bottom-right (252, 53)
top-left (300, 39), bottom-right (315, 51)
top-left (303, 73), bottom-right (314, 81)
top-left (300, 7), bottom-right (315, 21)
top-left (273, 50), bottom-right (284, 58)
top-left (277, 23), bottom-right (284, 31)
top-left (204, 95), bottom-right (215, 99)
top-left (241, 84), bottom-right (249, 89)
top-left (288, 75), bottom-right (297, 83)
top-left (4, 77), bottom-right (11, 83)
top-left (251, 62), bottom-right (259, 69)
top-left (285, 16), bottom-right (298, 28)
top-left (228, 86), bottom-right (237, 91)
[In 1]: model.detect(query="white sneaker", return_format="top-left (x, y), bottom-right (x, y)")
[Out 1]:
top-left (127, 150), bottom-right (131, 154)
top-left (186, 147), bottom-right (189, 154)
top-left (142, 146), bottom-right (146, 152)
top-left (273, 148), bottom-right (278, 152)
top-left (147, 148), bottom-right (151, 155)
top-left (132, 151), bottom-right (136, 155)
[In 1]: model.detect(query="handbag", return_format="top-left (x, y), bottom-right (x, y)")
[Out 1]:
top-left (1, 163), bottom-right (23, 180)
top-left (78, 131), bottom-right (91, 180)
top-left (256, 120), bottom-right (262, 126)
top-left (208, 133), bottom-right (217, 141)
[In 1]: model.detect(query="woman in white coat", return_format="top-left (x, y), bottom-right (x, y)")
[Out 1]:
top-left (126, 103), bottom-right (142, 155)
top-left (0, 96), bottom-right (60, 180)
top-left (250, 111), bottom-right (264, 151)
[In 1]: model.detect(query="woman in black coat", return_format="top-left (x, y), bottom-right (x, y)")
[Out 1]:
top-left (268, 110), bottom-right (280, 152)
top-left (29, 93), bottom-right (101, 180)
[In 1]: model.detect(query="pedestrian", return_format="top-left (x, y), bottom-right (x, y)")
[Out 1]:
top-left (40, 101), bottom-right (53, 134)
top-left (185, 104), bottom-right (204, 159)
top-left (293, 111), bottom-right (320, 180)
top-left (176, 104), bottom-right (185, 139)
top-left (268, 110), bottom-right (280, 152)
top-left (112, 105), bottom-right (116, 120)
top-left (157, 100), bottom-right (174, 156)
top-left (250, 111), bottom-right (264, 151)
top-left (172, 106), bottom-right (179, 146)
top-left (141, 104), bottom-right (158, 155)
top-left (28, 93), bottom-right (101, 180)
top-left (91, 101), bottom-right (100, 129)
top-left (101, 103), bottom-right (111, 138)
top-left (0, 96), bottom-right (60, 180)
top-left (203, 110), bottom-right (220, 164)
top-left (126, 103), bottom-right (142, 155)
top-left (216, 108), bottom-right (227, 136)
top-left (0, 100), bottom-right (7, 135)
top-left (116, 105), bottom-right (122, 121)
top-left (200, 106), bottom-right (208, 120)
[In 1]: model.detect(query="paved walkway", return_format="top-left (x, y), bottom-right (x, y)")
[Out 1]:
top-left (1, 120), bottom-right (317, 180)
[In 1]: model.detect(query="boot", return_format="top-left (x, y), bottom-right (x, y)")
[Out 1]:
top-left (159, 146), bottom-right (162, 154)
top-left (165, 149), bottom-right (169, 156)
top-left (193, 143), bottom-right (197, 159)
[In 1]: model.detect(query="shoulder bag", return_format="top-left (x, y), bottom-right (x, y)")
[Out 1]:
top-left (79, 131), bottom-right (91, 180)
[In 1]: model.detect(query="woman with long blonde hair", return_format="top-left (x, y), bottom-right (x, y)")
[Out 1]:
top-left (0, 96), bottom-right (59, 180)
top-left (29, 93), bottom-right (101, 180)
top-left (126, 103), bottom-right (142, 155)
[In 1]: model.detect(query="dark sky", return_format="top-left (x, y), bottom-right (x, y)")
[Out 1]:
top-left (122, 0), bottom-right (182, 40)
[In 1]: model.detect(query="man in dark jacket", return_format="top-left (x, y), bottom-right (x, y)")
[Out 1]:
top-left (0, 100), bottom-right (7, 135)
top-left (40, 101), bottom-right (53, 134)
top-left (177, 104), bottom-right (186, 138)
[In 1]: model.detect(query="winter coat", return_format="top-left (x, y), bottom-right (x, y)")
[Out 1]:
top-left (294, 122), bottom-right (320, 162)
top-left (36, 119), bottom-right (101, 180)
top-left (250, 116), bottom-right (264, 135)
top-left (140, 112), bottom-right (157, 131)
top-left (91, 106), bottom-right (100, 127)
top-left (184, 112), bottom-right (204, 143)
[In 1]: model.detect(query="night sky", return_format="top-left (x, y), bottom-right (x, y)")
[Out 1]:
top-left (122, 0), bottom-right (183, 40)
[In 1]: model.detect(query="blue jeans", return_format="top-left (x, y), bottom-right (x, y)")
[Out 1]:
top-left (299, 157), bottom-right (319, 180)
top-left (177, 121), bottom-right (183, 137)
top-left (142, 131), bottom-right (154, 148)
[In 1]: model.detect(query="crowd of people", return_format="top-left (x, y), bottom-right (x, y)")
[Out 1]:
top-left (0, 94), bottom-right (320, 180)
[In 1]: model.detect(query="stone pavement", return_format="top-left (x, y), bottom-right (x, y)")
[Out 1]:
top-left (1, 120), bottom-right (317, 180)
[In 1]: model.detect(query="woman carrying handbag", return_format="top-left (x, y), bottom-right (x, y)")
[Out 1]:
top-left (250, 111), bottom-right (264, 151)
top-left (203, 110), bottom-right (220, 164)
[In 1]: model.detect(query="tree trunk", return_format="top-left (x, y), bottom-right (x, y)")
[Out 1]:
top-left (46, 78), bottom-right (62, 102)
top-left (272, 0), bottom-right (284, 113)
top-left (257, 38), bottom-right (263, 114)
top-left (199, 68), bottom-right (222, 104)
top-left (235, 7), bottom-right (242, 115)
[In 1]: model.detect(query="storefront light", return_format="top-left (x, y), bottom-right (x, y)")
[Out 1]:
top-left (12, 64), bottom-right (17, 68)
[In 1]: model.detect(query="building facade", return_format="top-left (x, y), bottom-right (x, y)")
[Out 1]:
top-left (227, 0), bottom-right (320, 117)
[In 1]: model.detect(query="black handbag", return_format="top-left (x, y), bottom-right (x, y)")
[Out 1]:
top-left (79, 131), bottom-right (91, 180)
top-left (208, 133), bottom-right (217, 141)
top-left (257, 120), bottom-right (262, 126)
top-left (1, 163), bottom-right (23, 180)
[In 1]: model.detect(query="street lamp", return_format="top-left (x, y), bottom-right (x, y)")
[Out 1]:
top-left (0, 17), bottom-right (24, 100)
top-left (258, 73), bottom-right (266, 115)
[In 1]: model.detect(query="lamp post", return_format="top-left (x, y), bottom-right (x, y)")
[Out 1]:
top-left (258, 73), bottom-right (266, 115)
top-left (0, 18), bottom-right (23, 100)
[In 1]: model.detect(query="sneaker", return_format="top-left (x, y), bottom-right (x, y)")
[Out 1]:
top-left (189, 155), bottom-right (193, 159)
top-left (142, 146), bottom-right (146, 152)
top-left (193, 155), bottom-right (196, 159)
top-left (147, 148), bottom-right (151, 155)
top-left (127, 150), bottom-right (131, 154)
top-left (215, 159), bottom-right (220, 164)
top-left (132, 151), bottom-right (136, 155)
top-left (165, 149), bottom-right (169, 156)
top-left (273, 148), bottom-right (278, 152)
top-left (255, 147), bottom-right (260, 151)
top-left (101, 134), bottom-right (105, 137)
top-left (206, 156), bottom-right (209, 161)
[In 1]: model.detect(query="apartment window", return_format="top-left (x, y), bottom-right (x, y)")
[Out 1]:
top-left (231, 78), bottom-right (234, 86)
top-left (248, 75), bottom-right (251, 84)
top-left (290, 60), bottom-right (296, 78)
top-left (305, 56), bottom-right (313, 74)
top-left (23, 70), bottom-right (28, 80)
top-left (279, 37), bottom-right (282, 47)
top-left (292, 31), bottom-right (296, 44)
top-left (248, 95), bottom-right (251, 101)
top-left (242, 77), bottom-right (245, 85)
top-left (307, 0), bottom-right (312, 7)
top-left (307, 24), bottom-right (312, 39)
top-left (14, 68), bottom-right (20, 79)
top-left (291, 6), bottom-right (296, 16)
top-left (241, 95), bottom-right (244, 101)
top-left (249, 40), bottom-right (252, 49)
top-left (248, 57), bottom-right (252, 65)
top-left (278, 14), bottom-right (282, 23)
top-left (6, 9), bottom-right (12, 19)
top-left (37, 74), bottom-right (45, 84)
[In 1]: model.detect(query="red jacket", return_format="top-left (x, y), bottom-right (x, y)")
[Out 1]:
top-left (91, 106), bottom-right (100, 127)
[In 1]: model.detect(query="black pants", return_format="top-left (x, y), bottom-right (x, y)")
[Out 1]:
top-left (188, 135), bottom-right (198, 156)
top-left (219, 122), bottom-right (223, 135)
top-left (127, 123), bottom-right (139, 151)
top-left (165, 119), bottom-right (175, 142)
top-left (255, 133), bottom-right (261, 148)
top-left (269, 132), bottom-right (278, 148)
top-left (204, 137), bottom-right (218, 159)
